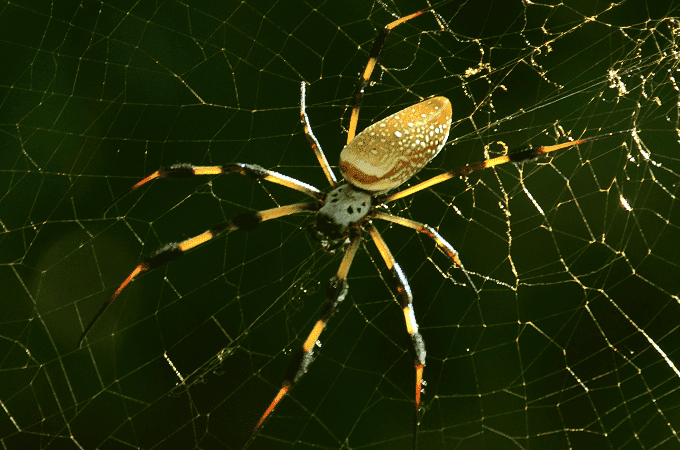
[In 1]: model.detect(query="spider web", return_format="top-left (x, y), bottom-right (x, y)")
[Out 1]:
top-left (2, 0), bottom-right (680, 449)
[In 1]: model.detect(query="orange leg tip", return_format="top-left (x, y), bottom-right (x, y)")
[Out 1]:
top-left (414, 363), bottom-right (424, 407)
top-left (387, 10), bottom-right (425, 29)
top-left (112, 265), bottom-right (145, 298)
top-left (254, 382), bottom-right (292, 432)
top-left (133, 171), bottom-right (160, 189)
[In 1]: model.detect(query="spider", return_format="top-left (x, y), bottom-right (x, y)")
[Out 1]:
top-left (77, 4), bottom-right (620, 447)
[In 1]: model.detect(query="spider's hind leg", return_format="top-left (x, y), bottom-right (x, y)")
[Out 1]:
top-left (364, 221), bottom-right (426, 447)
top-left (252, 232), bottom-right (361, 436)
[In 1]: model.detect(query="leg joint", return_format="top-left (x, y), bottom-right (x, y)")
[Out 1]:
top-left (411, 332), bottom-right (427, 365)
top-left (326, 276), bottom-right (349, 304)
top-left (232, 211), bottom-right (262, 231)
top-left (368, 28), bottom-right (390, 59)
top-left (160, 163), bottom-right (195, 178)
top-left (238, 163), bottom-right (268, 180)
top-left (144, 243), bottom-right (182, 269)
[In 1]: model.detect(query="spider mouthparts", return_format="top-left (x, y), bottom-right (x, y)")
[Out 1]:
top-left (306, 221), bottom-right (347, 253)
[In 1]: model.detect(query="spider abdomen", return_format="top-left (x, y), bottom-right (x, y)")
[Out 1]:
top-left (339, 96), bottom-right (452, 192)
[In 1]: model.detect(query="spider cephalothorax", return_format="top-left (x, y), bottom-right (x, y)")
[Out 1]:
top-left (313, 184), bottom-right (372, 240)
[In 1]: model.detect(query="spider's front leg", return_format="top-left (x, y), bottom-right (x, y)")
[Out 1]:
top-left (252, 232), bottom-right (361, 436)
top-left (104, 163), bottom-right (323, 214)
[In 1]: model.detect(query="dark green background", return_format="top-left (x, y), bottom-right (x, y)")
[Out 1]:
top-left (2, 0), bottom-right (680, 449)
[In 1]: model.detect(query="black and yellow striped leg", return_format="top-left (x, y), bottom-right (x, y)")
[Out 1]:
top-left (253, 233), bottom-right (361, 435)
top-left (300, 81), bottom-right (338, 188)
top-left (364, 222), bottom-right (425, 448)
top-left (379, 132), bottom-right (631, 203)
top-left (77, 202), bottom-right (318, 347)
top-left (105, 163), bottom-right (323, 214)
top-left (371, 211), bottom-right (462, 267)
top-left (371, 211), bottom-right (479, 295)
top-left (347, 7), bottom-right (435, 143)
